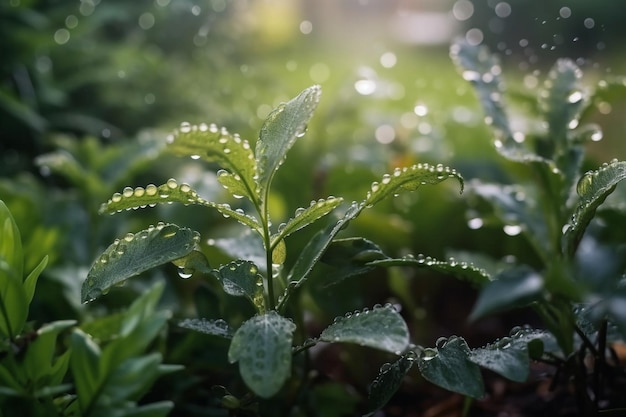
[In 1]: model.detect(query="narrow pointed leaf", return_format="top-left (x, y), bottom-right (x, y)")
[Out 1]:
top-left (272, 196), bottom-right (343, 246)
top-left (70, 328), bottom-right (102, 410)
top-left (363, 164), bottom-right (463, 209)
top-left (0, 201), bottom-right (22, 278)
top-left (179, 318), bottom-right (234, 339)
top-left (82, 224), bottom-right (200, 303)
top-left (469, 328), bottom-right (554, 382)
top-left (418, 336), bottom-right (484, 398)
top-left (470, 266), bottom-right (544, 321)
top-left (228, 311), bottom-right (296, 398)
top-left (213, 260), bottom-right (265, 312)
top-left (210, 203), bottom-right (262, 233)
top-left (23, 255), bottom-right (48, 304)
top-left (564, 160), bottom-right (626, 255)
top-left (256, 85), bottom-right (321, 198)
top-left (369, 254), bottom-right (491, 287)
top-left (320, 304), bottom-right (409, 353)
top-left (364, 351), bottom-right (417, 416)
top-left (34, 151), bottom-right (101, 193)
top-left (167, 123), bottom-right (258, 203)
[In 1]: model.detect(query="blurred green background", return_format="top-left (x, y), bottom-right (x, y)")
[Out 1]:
top-left (1, 1), bottom-right (626, 412)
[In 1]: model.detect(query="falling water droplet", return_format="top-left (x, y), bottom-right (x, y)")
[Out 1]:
top-left (177, 268), bottom-right (193, 279)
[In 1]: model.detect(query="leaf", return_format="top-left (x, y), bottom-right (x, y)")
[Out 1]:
top-left (320, 304), bottom-right (409, 354)
top-left (369, 254), bottom-right (491, 287)
top-left (469, 327), bottom-right (556, 382)
top-left (99, 181), bottom-right (262, 233)
top-left (210, 231), bottom-right (267, 273)
top-left (470, 266), bottom-right (544, 321)
top-left (564, 160), bottom-right (626, 256)
top-left (363, 164), bottom-right (464, 208)
top-left (216, 169), bottom-right (253, 201)
top-left (178, 318), bottom-right (234, 339)
top-left (82, 223), bottom-right (200, 303)
top-left (213, 260), bottom-right (265, 312)
top-left (272, 196), bottom-right (343, 246)
top-left (417, 336), bottom-right (484, 398)
top-left (0, 200), bottom-right (23, 278)
top-left (23, 255), bottom-right (48, 305)
top-left (319, 237), bottom-right (387, 285)
top-left (255, 85), bottom-right (321, 199)
top-left (70, 328), bottom-right (102, 410)
top-left (364, 351), bottom-right (417, 416)
top-left (167, 123), bottom-right (258, 204)
top-left (34, 150), bottom-right (101, 194)
top-left (23, 320), bottom-right (76, 385)
top-left (228, 311), bottom-right (296, 398)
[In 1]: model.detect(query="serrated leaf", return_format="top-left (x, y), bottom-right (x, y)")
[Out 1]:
top-left (418, 336), bottom-right (484, 398)
top-left (167, 123), bottom-right (258, 204)
top-left (178, 318), bottom-right (234, 339)
top-left (272, 196), bottom-right (343, 246)
top-left (364, 351), bottom-right (417, 417)
top-left (320, 305), bottom-right (409, 353)
top-left (363, 164), bottom-right (464, 209)
top-left (82, 224), bottom-right (199, 303)
top-left (369, 254), bottom-right (491, 287)
top-left (213, 260), bottom-right (265, 312)
top-left (256, 85), bottom-right (321, 199)
top-left (470, 266), bottom-right (544, 321)
top-left (469, 327), bottom-right (556, 382)
top-left (319, 237), bottom-right (387, 285)
top-left (564, 160), bottom-right (626, 256)
top-left (228, 311), bottom-right (296, 398)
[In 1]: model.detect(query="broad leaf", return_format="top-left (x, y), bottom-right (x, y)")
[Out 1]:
top-left (99, 181), bottom-right (262, 233)
top-left (470, 266), bottom-right (544, 321)
top-left (363, 164), bottom-right (464, 208)
top-left (417, 336), bottom-right (484, 398)
top-left (228, 311), bottom-right (296, 398)
top-left (470, 327), bottom-right (557, 382)
top-left (272, 196), bottom-right (343, 247)
top-left (364, 351), bottom-right (417, 416)
top-left (255, 85), bottom-right (321, 199)
top-left (564, 160), bottom-right (626, 256)
top-left (370, 254), bottom-right (491, 287)
top-left (167, 122), bottom-right (258, 204)
top-left (320, 237), bottom-right (387, 285)
top-left (320, 304), bottom-right (409, 354)
top-left (179, 318), bottom-right (234, 339)
top-left (83, 224), bottom-right (199, 303)
top-left (213, 260), bottom-right (265, 312)
top-left (210, 232), bottom-right (267, 273)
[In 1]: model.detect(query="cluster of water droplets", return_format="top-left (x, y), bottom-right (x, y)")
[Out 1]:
top-left (179, 318), bottom-right (233, 337)
top-left (103, 179), bottom-right (205, 214)
top-left (276, 196), bottom-right (341, 234)
top-left (400, 254), bottom-right (488, 279)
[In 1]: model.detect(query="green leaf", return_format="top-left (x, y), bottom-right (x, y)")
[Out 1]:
top-left (34, 150), bottom-right (101, 194)
top-left (364, 351), bottom-right (417, 416)
top-left (255, 85), bottom-right (321, 199)
top-left (70, 328), bottom-right (102, 411)
top-left (319, 237), bottom-right (387, 285)
top-left (216, 169), bottom-right (253, 201)
top-left (469, 328), bottom-right (556, 382)
top-left (0, 200), bottom-right (23, 278)
top-left (213, 260), bottom-right (265, 312)
top-left (417, 336), bottom-right (484, 398)
top-left (178, 318), bottom-right (234, 339)
top-left (167, 123), bottom-right (258, 204)
top-left (320, 304), bottom-right (409, 354)
top-left (369, 254), bottom-right (491, 287)
top-left (272, 196), bottom-right (343, 247)
top-left (228, 311), bottom-right (296, 398)
top-left (23, 320), bottom-right (75, 385)
top-left (82, 223), bottom-right (200, 303)
top-left (363, 164), bottom-right (464, 208)
top-left (119, 401), bottom-right (174, 417)
top-left (470, 266), bottom-right (544, 321)
top-left (564, 160), bottom-right (626, 256)
top-left (23, 255), bottom-right (47, 305)
top-left (104, 353), bottom-right (163, 403)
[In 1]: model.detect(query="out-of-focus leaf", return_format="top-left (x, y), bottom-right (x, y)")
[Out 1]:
top-left (228, 311), bottom-right (296, 398)
top-left (320, 237), bottom-right (386, 285)
top-left (364, 351), bottom-right (417, 416)
top-left (213, 260), bottom-right (265, 312)
top-left (178, 318), bottom-right (234, 339)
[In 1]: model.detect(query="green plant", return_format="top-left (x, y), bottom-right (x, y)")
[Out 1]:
top-left (0, 199), bottom-right (179, 416)
top-left (341, 40), bottom-right (626, 415)
top-left (81, 85), bottom-right (466, 414)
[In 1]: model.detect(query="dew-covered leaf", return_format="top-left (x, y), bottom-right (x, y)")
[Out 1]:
top-left (255, 85), bottom-right (321, 199)
top-left (319, 237), bottom-right (387, 285)
top-left (178, 318), bottom-right (234, 339)
top-left (363, 164), bottom-right (463, 209)
top-left (82, 223), bottom-right (200, 303)
top-left (167, 123), bottom-right (258, 203)
top-left (210, 231), bottom-right (267, 274)
top-left (470, 266), bottom-right (544, 321)
top-left (364, 351), bottom-right (417, 417)
top-left (213, 260), bottom-right (265, 312)
top-left (228, 311), bottom-right (296, 398)
top-left (320, 304), bottom-right (409, 354)
top-left (369, 254), bottom-right (491, 287)
top-left (417, 336), bottom-right (484, 399)
top-left (273, 196), bottom-right (343, 245)
top-left (216, 170), bottom-right (252, 201)
top-left (100, 180), bottom-right (262, 233)
top-left (564, 160), bottom-right (626, 256)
